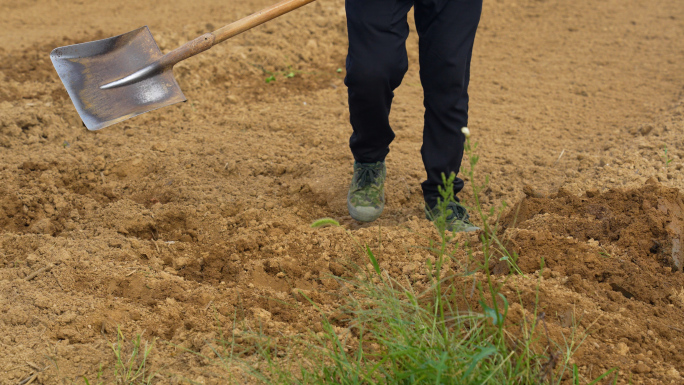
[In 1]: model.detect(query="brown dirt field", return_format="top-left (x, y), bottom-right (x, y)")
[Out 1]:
top-left (1, 0), bottom-right (684, 383)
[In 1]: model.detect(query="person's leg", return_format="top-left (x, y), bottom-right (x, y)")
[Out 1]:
top-left (414, 0), bottom-right (482, 209)
top-left (345, 0), bottom-right (414, 163)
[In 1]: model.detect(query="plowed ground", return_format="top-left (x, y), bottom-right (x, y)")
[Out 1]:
top-left (1, 0), bottom-right (684, 383)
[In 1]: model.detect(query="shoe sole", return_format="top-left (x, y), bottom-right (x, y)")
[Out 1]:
top-left (347, 200), bottom-right (384, 222)
top-left (453, 224), bottom-right (481, 233)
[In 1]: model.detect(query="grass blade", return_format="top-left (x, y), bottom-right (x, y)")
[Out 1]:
top-left (366, 245), bottom-right (381, 276)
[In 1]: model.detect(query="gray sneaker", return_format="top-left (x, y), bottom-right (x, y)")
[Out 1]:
top-left (347, 161), bottom-right (386, 222)
top-left (425, 202), bottom-right (480, 233)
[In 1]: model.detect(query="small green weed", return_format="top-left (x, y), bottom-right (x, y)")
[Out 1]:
top-left (258, 64), bottom-right (301, 83)
top-left (84, 328), bottom-right (157, 385)
top-left (111, 328), bottom-right (156, 384)
top-left (662, 144), bottom-right (673, 168)
top-left (82, 364), bottom-right (104, 385)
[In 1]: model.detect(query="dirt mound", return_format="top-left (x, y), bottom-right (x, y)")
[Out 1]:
top-left (505, 182), bottom-right (684, 292)
top-left (497, 183), bottom-right (684, 381)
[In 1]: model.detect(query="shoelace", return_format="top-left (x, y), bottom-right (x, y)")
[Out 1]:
top-left (354, 164), bottom-right (381, 188)
top-left (447, 203), bottom-right (470, 222)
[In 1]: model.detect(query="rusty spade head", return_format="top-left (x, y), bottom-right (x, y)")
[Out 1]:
top-left (50, 27), bottom-right (186, 131)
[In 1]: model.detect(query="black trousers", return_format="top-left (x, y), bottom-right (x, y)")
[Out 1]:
top-left (345, 0), bottom-right (482, 208)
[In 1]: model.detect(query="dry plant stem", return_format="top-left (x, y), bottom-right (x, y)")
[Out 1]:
top-left (17, 370), bottom-right (41, 385)
top-left (18, 374), bottom-right (37, 385)
top-left (204, 300), bottom-right (214, 311)
top-left (25, 264), bottom-right (54, 281)
top-left (50, 270), bottom-right (64, 290)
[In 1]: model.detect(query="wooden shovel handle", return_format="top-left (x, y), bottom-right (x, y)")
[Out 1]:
top-left (212, 0), bottom-right (318, 45)
top-left (163, 0), bottom-right (317, 68)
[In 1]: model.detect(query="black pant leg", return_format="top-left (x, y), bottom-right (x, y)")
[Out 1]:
top-left (414, 0), bottom-right (482, 208)
top-left (345, 0), bottom-right (414, 163)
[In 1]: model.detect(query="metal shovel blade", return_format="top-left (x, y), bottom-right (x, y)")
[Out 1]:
top-left (50, 27), bottom-right (186, 131)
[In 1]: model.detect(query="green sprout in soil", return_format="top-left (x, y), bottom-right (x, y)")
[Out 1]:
top-left (599, 247), bottom-right (612, 259)
top-left (662, 144), bottom-right (673, 168)
top-left (259, 65), bottom-right (301, 83)
top-left (84, 328), bottom-right (157, 385)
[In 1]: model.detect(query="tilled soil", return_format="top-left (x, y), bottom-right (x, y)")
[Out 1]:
top-left (1, 0), bottom-right (684, 383)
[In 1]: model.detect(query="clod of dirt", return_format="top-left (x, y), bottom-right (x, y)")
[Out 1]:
top-left (633, 363), bottom-right (652, 374)
top-left (616, 342), bottom-right (630, 355)
top-left (328, 261), bottom-right (346, 277)
top-left (503, 183), bottom-right (684, 277)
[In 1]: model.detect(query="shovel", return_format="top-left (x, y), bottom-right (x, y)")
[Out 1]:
top-left (50, 0), bottom-right (317, 131)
